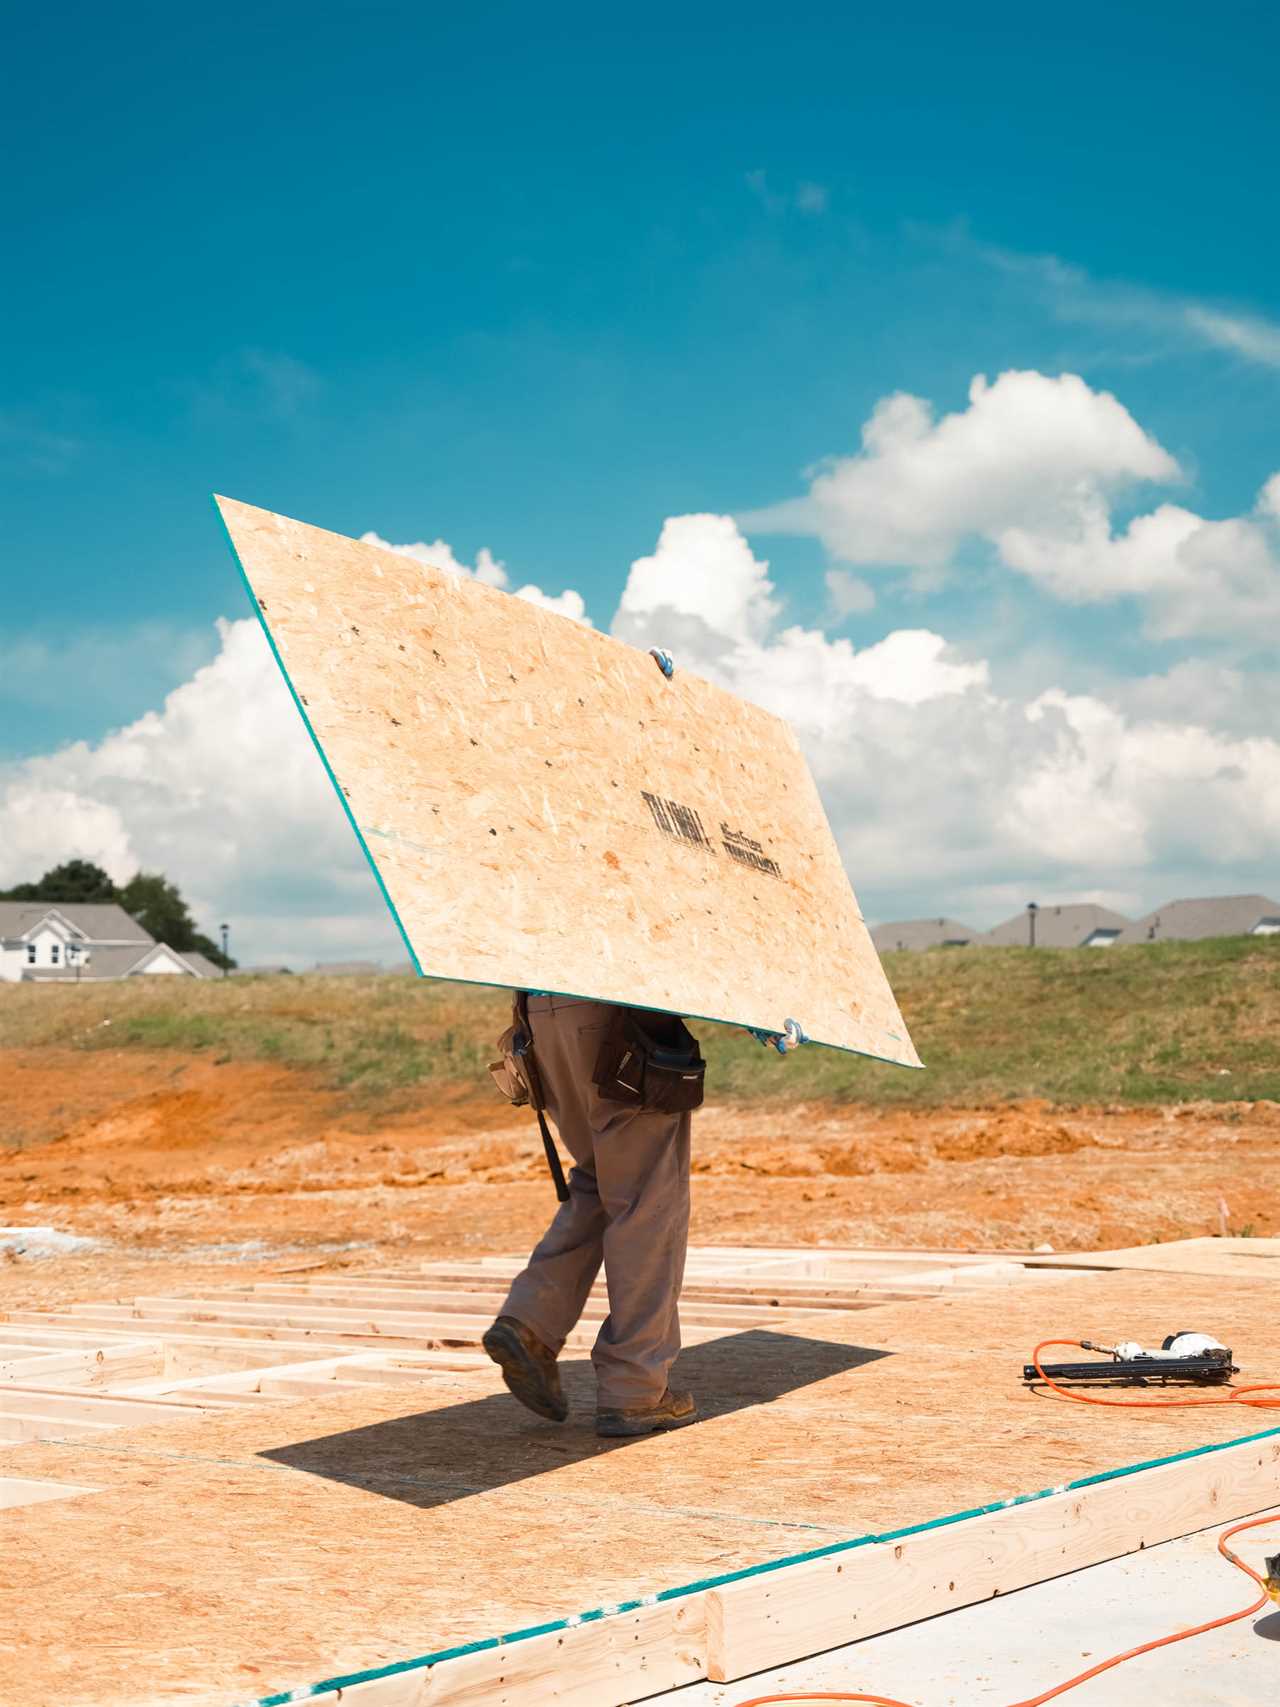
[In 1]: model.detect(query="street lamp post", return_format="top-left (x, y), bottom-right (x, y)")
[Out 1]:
top-left (1027, 901), bottom-right (1039, 948)
top-left (220, 922), bottom-right (230, 978)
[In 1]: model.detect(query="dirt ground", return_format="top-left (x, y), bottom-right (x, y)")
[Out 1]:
top-left (2, 1045), bottom-right (1279, 1309)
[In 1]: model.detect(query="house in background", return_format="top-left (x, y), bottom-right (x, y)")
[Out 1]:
top-left (981, 903), bottom-right (1132, 949)
top-left (870, 917), bottom-right (978, 953)
top-left (1113, 893), bottom-right (1280, 945)
top-left (0, 902), bottom-right (220, 983)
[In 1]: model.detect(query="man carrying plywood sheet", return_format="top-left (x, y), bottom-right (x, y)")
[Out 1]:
top-left (485, 994), bottom-right (706, 1435)
top-left (215, 497), bottom-right (920, 1432)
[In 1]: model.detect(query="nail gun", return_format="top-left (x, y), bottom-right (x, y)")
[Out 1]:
top-left (1023, 1331), bottom-right (1238, 1386)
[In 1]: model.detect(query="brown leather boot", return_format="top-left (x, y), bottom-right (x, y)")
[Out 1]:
top-left (595, 1388), bottom-right (697, 1437)
top-left (482, 1316), bottom-right (568, 1422)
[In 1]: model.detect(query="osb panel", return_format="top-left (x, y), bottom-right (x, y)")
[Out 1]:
top-left (4, 1267), bottom-right (1279, 1707)
top-left (1031, 1235), bottom-right (1280, 1280)
top-left (215, 497), bottom-right (918, 1067)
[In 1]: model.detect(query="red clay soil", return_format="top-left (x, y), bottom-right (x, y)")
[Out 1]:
top-left (2, 1046), bottom-right (1279, 1308)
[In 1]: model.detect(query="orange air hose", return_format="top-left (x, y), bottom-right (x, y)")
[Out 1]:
top-left (735, 1508), bottom-right (1278, 1707)
top-left (1028, 1339), bottom-right (1280, 1411)
top-left (733, 1337), bottom-right (1280, 1707)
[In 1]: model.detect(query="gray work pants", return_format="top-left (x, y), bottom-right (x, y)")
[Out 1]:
top-left (500, 995), bottom-right (692, 1408)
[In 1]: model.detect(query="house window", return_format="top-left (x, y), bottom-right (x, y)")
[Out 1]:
top-left (26, 943), bottom-right (36, 964)
top-left (50, 943), bottom-right (60, 965)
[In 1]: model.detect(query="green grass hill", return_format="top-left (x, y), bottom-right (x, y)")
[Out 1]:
top-left (3, 935), bottom-right (1277, 1110)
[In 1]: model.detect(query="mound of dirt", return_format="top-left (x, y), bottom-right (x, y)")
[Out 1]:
top-left (933, 1105), bottom-right (1098, 1161)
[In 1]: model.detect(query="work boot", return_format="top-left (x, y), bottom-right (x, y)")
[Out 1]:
top-left (482, 1315), bottom-right (568, 1422)
top-left (595, 1388), bottom-right (697, 1438)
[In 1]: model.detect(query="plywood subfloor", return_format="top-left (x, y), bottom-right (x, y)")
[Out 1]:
top-left (216, 497), bottom-right (918, 1065)
top-left (1029, 1234), bottom-right (1280, 1280)
top-left (3, 1252), bottom-right (1278, 1706)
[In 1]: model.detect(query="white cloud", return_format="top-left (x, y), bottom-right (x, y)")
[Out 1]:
top-left (742, 370), bottom-right (1179, 571)
top-left (1182, 307), bottom-right (1280, 369)
top-left (961, 232), bottom-right (1280, 372)
top-left (0, 785), bottom-right (136, 889)
top-left (507, 584), bottom-right (590, 622)
top-left (613, 513), bottom-right (778, 646)
top-left (612, 515), bottom-right (1280, 920)
top-left (0, 619), bottom-right (401, 967)
top-left (998, 474), bottom-right (1280, 638)
top-left (361, 531), bottom-right (592, 623)
top-left (824, 569), bottom-right (876, 617)
top-left (360, 531), bottom-right (509, 588)
top-left (743, 369), bottom-right (1280, 640)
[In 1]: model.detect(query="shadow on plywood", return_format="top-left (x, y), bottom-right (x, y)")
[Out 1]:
top-left (261, 1327), bottom-right (890, 1511)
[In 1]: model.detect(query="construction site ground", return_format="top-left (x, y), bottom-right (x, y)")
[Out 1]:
top-left (4, 1044), bottom-right (1280, 1312)
top-left (4, 1026), bottom-right (1280, 1707)
top-left (2, 1245), bottom-right (1278, 1707)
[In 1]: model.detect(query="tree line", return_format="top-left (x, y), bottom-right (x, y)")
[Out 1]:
top-left (0, 860), bottom-right (236, 969)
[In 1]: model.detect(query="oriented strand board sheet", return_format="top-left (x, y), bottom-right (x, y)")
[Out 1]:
top-left (3, 1264), bottom-right (1279, 1707)
top-left (215, 497), bottom-right (919, 1067)
top-left (1029, 1236), bottom-right (1280, 1280)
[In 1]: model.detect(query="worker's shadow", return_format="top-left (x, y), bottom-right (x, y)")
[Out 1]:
top-left (261, 1328), bottom-right (888, 1512)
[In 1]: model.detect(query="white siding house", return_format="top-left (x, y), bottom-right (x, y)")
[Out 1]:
top-left (0, 903), bottom-right (218, 983)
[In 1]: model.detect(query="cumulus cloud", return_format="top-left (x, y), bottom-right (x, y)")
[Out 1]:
top-left (612, 515), bottom-right (1280, 921)
top-left (613, 513), bottom-right (779, 648)
top-left (0, 620), bottom-right (402, 966)
top-left (998, 473), bottom-right (1280, 638)
top-left (824, 569), bottom-right (876, 617)
top-left (0, 785), bottom-right (136, 889)
top-left (744, 369), bottom-right (1280, 640)
top-left (360, 531), bottom-right (591, 623)
top-left (743, 370), bottom-right (1179, 571)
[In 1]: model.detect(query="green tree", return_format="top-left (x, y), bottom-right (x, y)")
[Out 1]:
top-left (116, 872), bottom-right (197, 948)
top-left (116, 873), bottom-right (236, 970)
top-left (0, 859), bottom-right (118, 903)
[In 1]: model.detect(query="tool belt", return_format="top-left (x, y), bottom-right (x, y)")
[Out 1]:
top-left (489, 996), bottom-right (705, 1202)
top-left (591, 1008), bottom-right (705, 1114)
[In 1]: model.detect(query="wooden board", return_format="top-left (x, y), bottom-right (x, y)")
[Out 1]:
top-left (3, 1255), bottom-right (1280, 1706)
top-left (215, 496), bottom-right (919, 1067)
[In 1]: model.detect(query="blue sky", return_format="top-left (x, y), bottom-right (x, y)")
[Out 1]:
top-left (3, 2), bottom-right (1278, 962)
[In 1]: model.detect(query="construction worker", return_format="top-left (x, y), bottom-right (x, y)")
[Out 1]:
top-left (483, 995), bottom-right (698, 1438)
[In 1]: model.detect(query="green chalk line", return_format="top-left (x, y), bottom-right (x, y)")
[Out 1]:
top-left (246, 1420), bottom-right (1280, 1705)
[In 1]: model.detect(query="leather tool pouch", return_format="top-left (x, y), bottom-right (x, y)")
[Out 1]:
top-left (592, 1009), bottom-right (706, 1114)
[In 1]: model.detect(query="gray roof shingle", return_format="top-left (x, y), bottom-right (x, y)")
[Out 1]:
top-left (980, 903), bottom-right (1131, 949)
top-left (869, 917), bottom-right (979, 953)
top-left (177, 951), bottom-right (223, 978)
top-left (1113, 893), bottom-right (1280, 944)
top-left (0, 901), bottom-right (153, 944)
